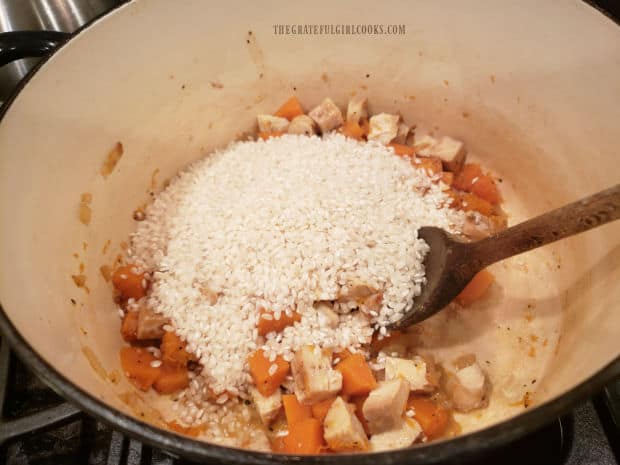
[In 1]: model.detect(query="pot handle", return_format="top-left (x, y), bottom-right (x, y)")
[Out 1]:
top-left (0, 31), bottom-right (71, 67)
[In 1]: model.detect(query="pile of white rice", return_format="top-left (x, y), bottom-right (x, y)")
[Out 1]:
top-left (129, 133), bottom-right (464, 395)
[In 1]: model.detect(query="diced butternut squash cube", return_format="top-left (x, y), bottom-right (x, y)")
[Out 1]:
top-left (460, 192), bottom-right (495, 216)
top-left (274, 96), bottom-right (304, 121)
top-left (412, 156), bottom-right (443, 176)
top-left (282, 394), bottom-right (313, 425)
top-left (257, 308), bottom-right (301, 336)
top-left (283, 418), bottom-right (325, 454)
top-left (406, 396), bottom-right (450, 440)
top-left (388, 143), bottom-right (416, 157)
top-left (311, 397), bottom-right (336, 423)
top-left (153, 363), bottom-right (189, 394)
top-left (248, 349), bottom-right (290, 396)
top-left (112, 264), bottom-right (147, 300)
top-left (456, 270), bottom-right (494, 306)
top-left (161, 331), bottom-right (193, 366)
top-left (335, 353), bottom-right (377, 396)
top-left (119, 346), bottom-right (161, 391)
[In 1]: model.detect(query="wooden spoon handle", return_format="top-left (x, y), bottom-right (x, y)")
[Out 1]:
top-left (471, 184), bottom-right (620, 267)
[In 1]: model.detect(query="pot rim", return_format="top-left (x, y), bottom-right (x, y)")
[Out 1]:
top-left (0, 1), bottom-right (619, 463)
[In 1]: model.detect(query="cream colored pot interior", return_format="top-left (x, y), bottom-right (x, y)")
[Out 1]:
top-left (0, 0), bottom-right (619, 446)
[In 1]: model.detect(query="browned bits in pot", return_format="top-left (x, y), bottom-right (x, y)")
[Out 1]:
top-left (100, 265), bottom-right (112, 282)
top-left (150, 168), bottom-right (160, 191)
top-left (100, 142), bottom-right (123, 179)
top-left (72, 274), bottom-right (87, 288)
top-left (102, 239), bottom-right (111, 255)
top-left (133, 209), bottom-right (146, 221)
top-left (78, 204), bottom-right (92, 225)
top-left (210, 81), bottom-right (224, 89)
top-left (78, 192), bottom-right (92, 225)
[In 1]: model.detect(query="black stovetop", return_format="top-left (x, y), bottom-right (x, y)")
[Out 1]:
top-left (0, 336), bottom-right (618, 465)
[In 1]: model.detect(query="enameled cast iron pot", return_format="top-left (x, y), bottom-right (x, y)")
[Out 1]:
top-left (0, 1), bottom-right (619, 463)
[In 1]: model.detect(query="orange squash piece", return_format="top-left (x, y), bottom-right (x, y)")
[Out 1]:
top-left (161, 331), bottom-right (193, 366)
top-left (311, 397), bottom-right (336, 423)
top-left (453, 163), bottom-right (483, 190)
top-left (248, 349), bottom-right (290, 396)
top-left (453, 163), bottom-right (501, 205)
top-left (119, 346), bottom-right (161, 391)
top-left (333, 349), bottom-right (352, 361)
top-left (351, 395), bottom-right (371, 435)
top-left (284, 418), bottom-right (325, 454)
top-left (407, 396), bottom-right (449, 440)
top-left (258, 131), bottom-right (284, 140)
top-left (441, 171), bottom-right (454, 186)
top-left (271, 435), bottom-right (288, 453)
top-left (412, 156), bottom-right (443, 176)
top-left (283, 394), bottom-right (313, 425)
top-left (167, 421), bottom-right (206, 437)
top-left (274, 96), bottom-right (304, 121)
top-left (257, 308), bottom-right (301, 336)
top-left (341, 120), bottom-right (366, 140)
top-left (388, 143), bottom-right (416, 157)
top-left (153, 363), bottom-right (189, 394)
top-left (120, 311), bottom-right (139, 342)
top-left (112, 264), bottom-right (147, 300)
top-left (470, 175), bottom-right (501, 205)
top-left (456, 269), bottom-right (494, 306)
top-left (335, 353), bottom-right (377, 396)
top-left (460, 192), bottom-right (495, 216)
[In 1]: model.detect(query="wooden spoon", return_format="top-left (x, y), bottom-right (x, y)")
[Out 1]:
top-left (391, 184), bottom-right (620, 329)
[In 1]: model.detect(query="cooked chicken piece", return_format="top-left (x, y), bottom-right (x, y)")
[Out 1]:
top-left (256, 114), bottom-right (289, 133)
top-left (392, 123), bottom-right (412, 145)
top-left (362, 379), bottom-right (409, 433)
top-left (346, 96), bottom-right (368, 125)
top-left (412, 134), bottom-right (438, 156)
top-left (287, 115), bottom-right (318, 136)
top-left (308, 98), bottom-right (344, 133)
top-left (336, 282), bottom-right (382, 313)
top-left (315, 302), bottom-right (340, 328)
top-left (249, 386), bottom-right (282, 426)
top-left (369, 417), bottom-right (422, 451)
top-left (433, 136), bottom-right (467, 174)
top-left (445, 361), bottom-right (489, 412)
top-left (136, 306), bottom-right (169, 340)
top-left (384, 356), bottom-right (438, 394)
top-left (338, 282), bottom-right (375, 301)
top-left (323, 397), bottom-right (369, 452)
top-left (368, 113), bottom-right (400, 145)
top-left (291, 345), bottom-right (343, 404)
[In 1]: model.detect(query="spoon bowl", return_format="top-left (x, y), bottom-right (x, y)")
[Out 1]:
top-left (391, 184), bottom-right (620, 329)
